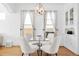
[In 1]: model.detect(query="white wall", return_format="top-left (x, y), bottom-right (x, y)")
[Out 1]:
top-left (63, 3), bottom-right (79, 54)
top-left (34, 13), bottom-right (45, 40)
top-left (77, 4), bottom-right (79, 54)
top-left (0, 4), bottom-right (20, 45)
top-left (1, 13), bottom-right (20, 45)
top-left (56, 8), bottom-right (65, 46)
top-left (3, 13), bottom-right (20, 45)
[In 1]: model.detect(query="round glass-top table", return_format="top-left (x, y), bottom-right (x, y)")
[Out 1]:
top-left (29, 41), bottom-right (46, 56)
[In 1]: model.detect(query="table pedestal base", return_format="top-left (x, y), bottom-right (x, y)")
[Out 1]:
top-left (37, 50), bottom-right (42, 56)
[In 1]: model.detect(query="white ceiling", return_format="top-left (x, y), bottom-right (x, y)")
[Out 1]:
top-left (2, 3), bottom-right (66, 12)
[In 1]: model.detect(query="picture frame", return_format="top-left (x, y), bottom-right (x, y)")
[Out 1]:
top-left (70, 8), bottom-right (74, 25)
top-left (65, 11), bottom-right (68, 25)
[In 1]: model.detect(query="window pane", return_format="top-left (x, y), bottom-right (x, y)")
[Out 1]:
top-left (46, 12), bottom-right (52, 25)
top-left (46, 25), bottom-right (53, 28)
top-left (24, 12), bottom-right (32, 25)
top-left (51, 12), bottom-right (55, 20)
top-left (46, 11), bottom-right (56, 32)
top-left (47, 12), bottom-right (51, 20)
top-left (24, 12), bottom-right (32, 28)
top-left (24, 12), bottom-right (33, 41)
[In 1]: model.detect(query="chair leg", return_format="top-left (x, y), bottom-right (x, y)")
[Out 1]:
top-left (47, 53), bottom-right (49, 56)
top-left (29, 54), bottom-right (31, 56)
top-left (22, 53), bottom-right (31, 56)
top-left (51, 53), bottom-right (57, 56)
top-left (47, 53), bottom-right (51, 56)
top-left (22, 53), bottom-right (24, 56)
top-left (37, 50), bottom-right (40, 56)
top-left (55, 53), bottom-right (57, 56)
top-left (40, 50), bottom-right (42, 56)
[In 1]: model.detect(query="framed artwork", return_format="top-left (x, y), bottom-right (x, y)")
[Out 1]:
top-left (65, 11), bottom-right (68, 25)
top-left (70, 8), bottom-right (74, 25)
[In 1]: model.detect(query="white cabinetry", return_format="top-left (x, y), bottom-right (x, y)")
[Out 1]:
top-left (64, 34), bottom-right (77, 54)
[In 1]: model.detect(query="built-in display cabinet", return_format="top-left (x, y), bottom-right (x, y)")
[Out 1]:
top-left (64, 4), bottom-right (78, 54)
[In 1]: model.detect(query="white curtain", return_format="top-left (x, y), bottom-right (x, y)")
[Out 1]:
top-left (29, 12), bottom-right (34, 27)
top-left (45, 12), bottom-right (47, 30)
top-left (20, 11), bottom-right (33, 36)
top-left (53, 11), bottom-right (57, 28)
top-left (21, 11), bottom-right (27, 29)
top-left (50, 11), bottom-right (54, 26)
top-left (20, 11), bottom-right (27, 37)
top-left (29, 11), bottom-right (34, 40)
top-left (45, 11), bottom-right (56, 32)
top-left (20, 11), bottom-right (37, 54)
top-left (54, 11), bottom-right (57, 30)
top-left (20, 11), bottom-right (31, 54)
top-left (50, 11), bottom-right (56, 32)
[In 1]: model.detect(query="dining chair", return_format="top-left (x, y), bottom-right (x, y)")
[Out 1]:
top-left (41, 33), bottom-right (61, 56)
top-left (20, 36), bottom-right (38, 56)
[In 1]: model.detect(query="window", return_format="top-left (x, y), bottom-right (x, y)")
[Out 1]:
top-left (45, 11), bottom-right (55, 40)
top-left (0, 13), bottom-right (5, 20)
top-left (24, 12), bottom-right (32, 28)
top-left (46, 11), bottom-right (55, 32)
top-left (24, 12), bottom-right (33, 40)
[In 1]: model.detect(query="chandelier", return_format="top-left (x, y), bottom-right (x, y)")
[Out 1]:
top-left (35, 3), bottom-right (45, 15)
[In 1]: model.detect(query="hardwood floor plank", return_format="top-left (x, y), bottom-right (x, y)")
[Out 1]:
top-left (0, 46), bottom-right (77, 56)
top-left (30, 46), bottom-right (77, 56)
top-left (57, 46), bottom-right (76, 56)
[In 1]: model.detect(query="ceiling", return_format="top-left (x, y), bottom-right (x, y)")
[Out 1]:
top-left (2, 3), bottom-right (66, 12)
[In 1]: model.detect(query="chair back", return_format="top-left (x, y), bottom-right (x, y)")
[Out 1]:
top-left (47, 33), bottom-right (54, 44)
top-left (50, 35), bottom-right (61, 53)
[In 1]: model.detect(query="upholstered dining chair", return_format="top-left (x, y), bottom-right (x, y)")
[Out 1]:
top-left (20, 36), bottom-right (38, 56)
top-left (41, 33), bottom-right (61, 56)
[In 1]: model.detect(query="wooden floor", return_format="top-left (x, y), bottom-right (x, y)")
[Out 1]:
top-left (30, 46), bottom-right (77, 56)
top-left (0, 46), bottom-right (22, 56)
top-left (0, 46), bottom-right (77, 56)
top-left (57, 46), bottom-right (76, 56)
